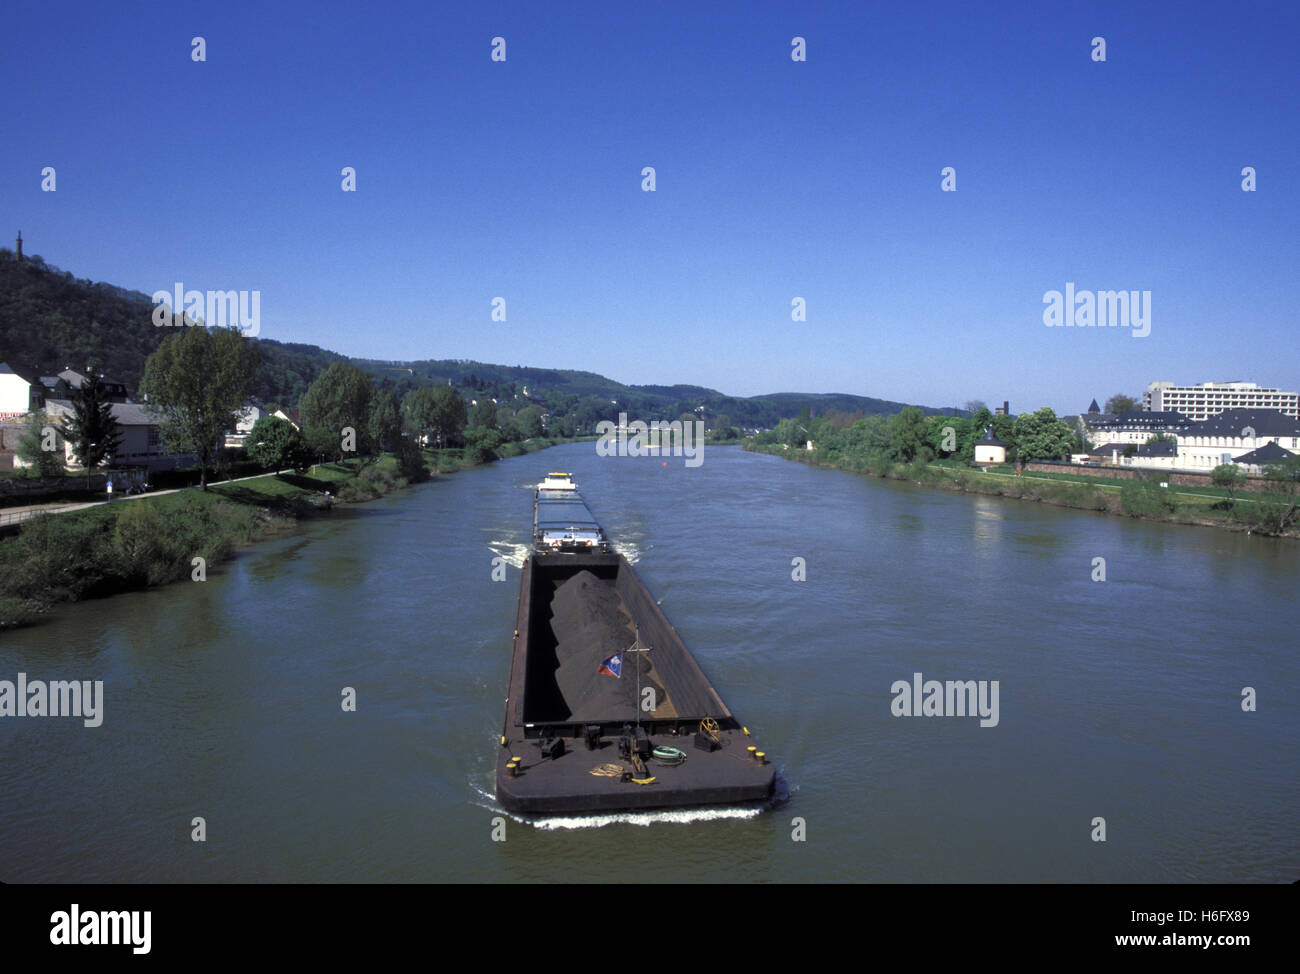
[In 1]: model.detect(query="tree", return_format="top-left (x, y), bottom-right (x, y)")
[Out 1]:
top-left (469, 398), bottom-right (497, 430)
top-left (247, 415), bottom-right (307, 472)
top-left (1012, 407), bottom-right (1075, 460)
top-left (516, 405), bottom-right (544, 439)
top-left (1210, 463), bottom-right (1244, 506)
top-left (299, 362), bottom-right (374, 462)
top-left (396, 434), bottom-right (429, 482)
top-left (1073, 415), bottom-right (1094, 454)
top-left (926, 414), bottom-right (970, 458)
top-left (367, 388), bottom-right (402, 453)
top-left (888, 407), bottom-right (928, 463)
top-left (61, 373), bottom-right (123, 486)
top-left (990, 413), bottom-right (1017, 459)
top-left (403, 387), bottom-right (438, 446)
top-left (404, 386), bottom-right (469, 449)
top-left (141, 327), bottom-right (260, 490)
top-left (963, 400), bottom-right (988, 414)
top-left (1241, 457), bottom-right (1300, 535)
top-left (16, 410), bottom-right (67, 478)
top-left (498, 416), bottom-right (523, 442)
top-left (712, 412), bottom-right (738, 440)
top-left (1105, 393), bottom-right (1140, 415)
top-left (967, 407), bottom-right (994, 460)
top-left (463, 425), bottom-right (503, 465)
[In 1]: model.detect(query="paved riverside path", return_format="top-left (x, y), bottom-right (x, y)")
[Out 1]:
top-left (0, 468), bottom-right (296, 527)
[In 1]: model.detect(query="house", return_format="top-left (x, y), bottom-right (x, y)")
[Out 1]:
top-left (36, 399), bottom-right (193, 471)
top-left (1231, 441), bottom-right (1296, 476)
top-left (1082, 408), bottom-right (1300, 473)
top-left (1173, 409), bottom-right (1300, 471)
top-left (1083, 410), bottom-right (1191, 449)
top-left (973, 427), bottom-right (1007, 465)
top-left (272, 408), bottom-right (301, 431)
top-left (224, 404), bottom-right (263, 448)
top-left (58, 369), bottom-right (129, 402)
top-left (38, 375), bottom-right (73, 400)
top-left (0, 362), bottom-right (42, 418)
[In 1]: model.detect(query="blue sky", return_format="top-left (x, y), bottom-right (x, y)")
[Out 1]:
top-left (3, 0), bottom-right (1297, 414)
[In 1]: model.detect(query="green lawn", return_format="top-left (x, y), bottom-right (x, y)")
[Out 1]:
top-left (967, 464), bottom-right (1286, 504)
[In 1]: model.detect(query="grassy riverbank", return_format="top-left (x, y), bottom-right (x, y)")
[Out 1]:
top-left (745, 443), bottom-right (1300, 539)
top-left (0, 435), bottom-right (581, 629)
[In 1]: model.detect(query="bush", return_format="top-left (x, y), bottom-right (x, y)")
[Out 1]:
top-left (1230, 499), bottom-right (1300, 536)
top-left (904, 459), bottom-right (938, 483)
top-left (115, 500), bottom-right (174, 585)
top-left (336, 478), bottom-right (379, 502)
top-left (359, 464), bottom-right (395, 488)
top-left (8, 511), bottom-right (117, 601)
top-left (1057, 485), bottom-right (1109, 511)
top-left (0, 596), bottom-right (41, 627)
top-left (1121, 479), bottom-right (1177, 517)
top-left (865, 451), bottom-right (891, 477)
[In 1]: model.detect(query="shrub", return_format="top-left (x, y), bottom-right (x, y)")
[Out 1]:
top-left (865, 451), bottom-right (891, 478)
top-left (9, 511), bottom-right (117, 601)
top-left (1121, 479), bottom-right (1177, 517)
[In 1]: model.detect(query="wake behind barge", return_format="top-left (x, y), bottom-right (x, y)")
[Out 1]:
top-left (496, 474), bottom-right (774, 814)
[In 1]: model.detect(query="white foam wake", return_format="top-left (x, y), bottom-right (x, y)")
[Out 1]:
top-left (608, 538), bottom-right (643, 564)
top-left (529, 806), bottom-right (763, 830)
top-left (469, 781), bottom-right (766, 829)
top-left (486, 540), bottom-right (532, 569)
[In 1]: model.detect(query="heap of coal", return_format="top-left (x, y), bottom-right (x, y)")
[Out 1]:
top-left (551, 571), bottom-right (663, 722)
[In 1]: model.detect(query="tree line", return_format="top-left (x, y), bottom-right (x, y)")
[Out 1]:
top-left (749, 405), bottom-right (1079, 465)
top-left (18, 325), bottom-right (579, 488)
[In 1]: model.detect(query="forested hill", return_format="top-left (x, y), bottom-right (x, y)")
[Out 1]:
top-left (0, 249), bottom-right (964, 425)
top-left (0, 251), bottom-right (344, 405)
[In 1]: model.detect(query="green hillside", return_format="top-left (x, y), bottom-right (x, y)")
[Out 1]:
top-left (0, 248), bottom-right (963, 426)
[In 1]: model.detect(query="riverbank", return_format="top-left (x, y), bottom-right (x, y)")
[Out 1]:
top-left (0, 434), bottom-right (575, 629)
top-left (743, 442), bottom-right (1300, 539)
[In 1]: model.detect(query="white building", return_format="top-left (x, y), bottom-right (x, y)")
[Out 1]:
top-left (224, 404), bottom-right (263, 447)
top-left (1145, 381), bottom-right (1299, 420)
top-left (37, 399), bottom-right (192, 470)
top-left (1171, 409), bottom-right (1300, 471)
top-left (272, 408), bottom-right (301, 430)
top-left (1084, 408), bottom-right (1300, 473)
top-left (1084, 410), bottom-right (1191, 449)
top-left (0, 362), bottom-right (40, 419)
top-left (973, 427), bottom-right (1007, 464)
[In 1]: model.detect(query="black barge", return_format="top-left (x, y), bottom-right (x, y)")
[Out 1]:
top-left (496, 477), bottom-right (774, 815)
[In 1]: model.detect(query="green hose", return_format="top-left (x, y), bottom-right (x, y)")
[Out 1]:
top-left (652, 745), bottom-right (687, 766)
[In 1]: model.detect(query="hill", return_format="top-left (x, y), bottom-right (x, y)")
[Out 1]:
top-left (0, 248), bottom-right (963, 426)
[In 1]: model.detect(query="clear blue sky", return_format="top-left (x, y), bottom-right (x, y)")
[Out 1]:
top-left (3, 0), bottom-right (1297, 414)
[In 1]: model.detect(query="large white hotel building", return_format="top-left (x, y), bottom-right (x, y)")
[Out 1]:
top-left (1144, 381), bottom-right (1299, 420)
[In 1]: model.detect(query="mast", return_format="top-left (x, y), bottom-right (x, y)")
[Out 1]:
top-left (626, 625), bottom-right (652, 732)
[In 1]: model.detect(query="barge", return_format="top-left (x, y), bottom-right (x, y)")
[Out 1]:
top-left (496, 474), bottom-right (775, 814)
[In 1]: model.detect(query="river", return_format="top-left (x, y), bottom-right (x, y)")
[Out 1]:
top-left (2, 443), bottom-right (1296, 882)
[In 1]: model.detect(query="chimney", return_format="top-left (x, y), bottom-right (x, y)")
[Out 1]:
top-left (15, 230), bottom-right (22, 261)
